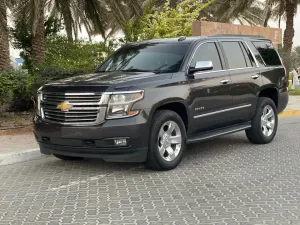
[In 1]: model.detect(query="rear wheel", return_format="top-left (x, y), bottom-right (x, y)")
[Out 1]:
top-left (146, 110), bottom-right (186, 171)
top-left (53, 154), bottom-right (83, 161)
top-left (246, 97), bottom-right (278, 144)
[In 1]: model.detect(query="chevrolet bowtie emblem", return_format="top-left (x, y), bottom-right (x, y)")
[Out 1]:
top-left (57, 101), bottom-right (73, 111)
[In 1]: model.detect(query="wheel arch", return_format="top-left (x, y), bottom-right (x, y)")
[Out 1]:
top-left (257, 85), bottom-right (279, 108)
top-left (148, 98), bottom-right (190, 132)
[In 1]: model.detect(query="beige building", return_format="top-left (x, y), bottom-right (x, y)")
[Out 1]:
top-left (192, 21), bottom-right (282, 48)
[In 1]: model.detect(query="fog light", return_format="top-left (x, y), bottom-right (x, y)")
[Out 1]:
top-left (114, 139), bottom-right (127, 146)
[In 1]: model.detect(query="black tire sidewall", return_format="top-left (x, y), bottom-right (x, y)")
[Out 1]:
top-left (53, 154), bottom-right (83, 161)
top-left (248, 97), bottom-right (278, 143)
top-left (148, 110), bottom-right (186, 170)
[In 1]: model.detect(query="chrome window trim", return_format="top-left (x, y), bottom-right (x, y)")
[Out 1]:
top-left (219, 40), bottom-right (260, 69)
top-left (194, 104), bottom-right (252, 119)
top-left (186, 41), bottom-right (222, 72)
top-left (243, 41), bottom-right (259, 67)
top-left (187, 40), bottom-right (260, 76)
top-left (193, 67), bottom-right (256, 76)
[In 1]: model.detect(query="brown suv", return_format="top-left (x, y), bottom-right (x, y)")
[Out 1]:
top-left (34, 35), bottom-right (289, 170)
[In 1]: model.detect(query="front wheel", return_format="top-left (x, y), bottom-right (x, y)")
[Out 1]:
top-left (246, 97), bottom-right (278, 144)
top-left (146, 110), bottom-right (186, 171)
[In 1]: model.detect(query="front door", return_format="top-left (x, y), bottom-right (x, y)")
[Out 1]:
top-left (188, 41), bottom-right (233, 134)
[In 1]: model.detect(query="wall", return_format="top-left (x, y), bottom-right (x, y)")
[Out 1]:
top-left (192, 21), bottom-right (283, 48)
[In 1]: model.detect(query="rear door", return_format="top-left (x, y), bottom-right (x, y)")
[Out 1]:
top-left (188, 41), bottom-right (233, 134)
top-left (219, 39), bottom-right (262, 123)
top-left (248, 40), bottom-right (286, 90)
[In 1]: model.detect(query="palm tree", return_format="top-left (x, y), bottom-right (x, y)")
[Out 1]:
top-left (103, 0), bottom-right (154, 38)
top-left (0, 0), bottom-right (12, 69)
top-left (282, 0), bottom-right (299, 74)
top-left (50, 0), bottom-right (109, 41)
top-left (198, 0), bottom-right (265, 25)
top-left (14, 0), bottom-right (46, 65)
top-left (13, 0), bottom-right (111, 65)
top-left (263, 0), bottom-right (285, 28)
top-left (263, 0), bottom-right (299, 73)
top-left (31, 0), bottom-right (46, 65)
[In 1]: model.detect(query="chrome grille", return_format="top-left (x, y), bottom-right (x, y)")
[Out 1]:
top-left (41, 92), bottom-right (103, 125)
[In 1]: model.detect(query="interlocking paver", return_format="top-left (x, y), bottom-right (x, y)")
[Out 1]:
top-left (1, 116), bottom-right (300, 224)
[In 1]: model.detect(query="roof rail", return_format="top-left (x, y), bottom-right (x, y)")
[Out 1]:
top-left (211, 34), bottom-right (266, 39)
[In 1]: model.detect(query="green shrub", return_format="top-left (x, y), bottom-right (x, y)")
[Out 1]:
top-left (44, 36), bottom-right (116, 72)
top-left (0, 69), bottom-right (32, 112)
top-left (0, 67), bottom-right (87, 112)
top-left (3, 36), bottom-right (118, 112)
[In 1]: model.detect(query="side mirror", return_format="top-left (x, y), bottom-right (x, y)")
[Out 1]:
top-left (189, 61), bottom-right (213, 74)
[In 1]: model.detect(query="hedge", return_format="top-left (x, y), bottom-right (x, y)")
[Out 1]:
top-left (0, 67), bottom-right (86, 112)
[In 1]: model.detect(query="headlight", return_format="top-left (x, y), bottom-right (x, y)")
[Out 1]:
top-left (37, 91), bottom-right (42, 116)
top-left (106, 91), bottom-right (144, 119)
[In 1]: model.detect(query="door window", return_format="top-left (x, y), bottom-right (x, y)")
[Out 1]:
top-left (252, 41), bottom-right (282, 66)
top-left (221, 41), bottom-right (248, 69)
top-left (190, 42), bottom-right (223, 71)
top-left (240, 42), bottom-right (255, 67)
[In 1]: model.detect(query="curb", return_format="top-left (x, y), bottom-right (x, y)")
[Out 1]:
top-left (279, 110), bottom-right (300, 117)
top-left (0, 148), bottom-right (42, 166)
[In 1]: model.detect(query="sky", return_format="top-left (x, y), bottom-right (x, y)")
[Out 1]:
top-left (8, 6), bottom-right (300, 58)
top-left (269, 5), bottom-right (300, 47)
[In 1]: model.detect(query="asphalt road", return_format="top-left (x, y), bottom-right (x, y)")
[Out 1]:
top-left (1, 116), bottom-right (300, 225)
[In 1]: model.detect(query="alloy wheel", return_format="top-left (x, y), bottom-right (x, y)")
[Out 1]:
top-left (157, 121), bottom-right (182, 162)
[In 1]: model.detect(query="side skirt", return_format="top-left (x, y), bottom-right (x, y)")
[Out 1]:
top-left (187, 122), bottom-right (251, 144)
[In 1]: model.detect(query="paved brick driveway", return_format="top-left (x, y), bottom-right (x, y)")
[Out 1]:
top-left (0, 116), bottom-right (300, 225)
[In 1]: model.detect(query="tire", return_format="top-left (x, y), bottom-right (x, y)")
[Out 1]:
top-left (53, 154), bottom-right (83, 161)
top-left (146, 110), bottom-right (186, 171)
top-left (246, 97), bottom-right (278, 144)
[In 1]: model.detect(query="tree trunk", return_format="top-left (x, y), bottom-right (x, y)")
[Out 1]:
top-left (0, 2), bottom-right (11, 70)
top-left (63, 15), bottom-right (73, 41)
top-left (263, 8), bottom-right (272, 27)
top-left (31, 0), bottom-right (45, 65)
top-left (278, 16), bottom-right (281, 28)
top-left (61, 1), bottom-right (73, 41)
top-left (282, 1), bottom-right (296, 76)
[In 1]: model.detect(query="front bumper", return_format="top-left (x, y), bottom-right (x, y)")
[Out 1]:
top-left (33, 112), bottom-right (150, 162)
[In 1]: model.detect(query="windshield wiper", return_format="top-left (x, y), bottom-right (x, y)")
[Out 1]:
top-left (153, 68), bottom-right (176, 74)
top-left (120, 69), bottom-right (153, 72)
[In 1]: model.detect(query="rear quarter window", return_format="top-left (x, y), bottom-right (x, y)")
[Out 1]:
top-left (252, 41), bottom-right (282, 66)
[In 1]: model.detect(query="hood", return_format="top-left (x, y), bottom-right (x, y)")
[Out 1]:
top-left (47, 71), bottom-right (159, 86)
top-left (42, 71), bottom-right (172, 93)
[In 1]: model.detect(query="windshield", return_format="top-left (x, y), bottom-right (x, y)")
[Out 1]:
top-left (96, 43), bottom-right (189, 73)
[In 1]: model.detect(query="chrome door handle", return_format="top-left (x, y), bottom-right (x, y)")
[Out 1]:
top-left (220, 79), bottom-right (230, 84)
top-left (251, 74), bottom-right (259, 79)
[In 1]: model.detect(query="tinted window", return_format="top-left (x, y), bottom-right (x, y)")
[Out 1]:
top-left (190, 42), bottom-right (222, 71)
top-left (252, 41), bottom-right (281, 66)
top-left (221, 42), bottom-right (248, 69)
top-left (97, 43), bottom-right (188, 73)
top-left (240, 43), bottom-right (254, 67)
